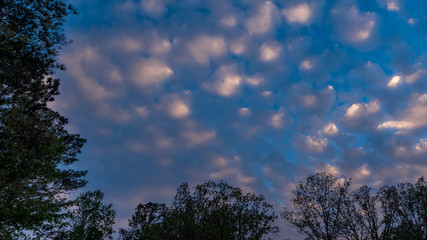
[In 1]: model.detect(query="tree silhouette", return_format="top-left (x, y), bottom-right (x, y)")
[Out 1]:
top-left (121, 181), bottom-right (279, 240)
top-left (0, 1), bottom-right (87, 237)
top-left (283, 173), bottom-right (427, 240)
top-left (282, 172), bottom-right (351, 240)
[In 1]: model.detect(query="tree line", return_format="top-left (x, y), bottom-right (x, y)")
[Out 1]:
top-left (1, 0), bottom-right (426, 239)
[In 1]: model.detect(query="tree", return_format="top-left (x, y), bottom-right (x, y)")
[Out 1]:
top-left (379, 177), bottom-right (427, 239)
top-left (281, 172), bottom-right (351, 240)
top-left (0, 0), bottom-right (87, 238)
top-left (63, 190), bottom-right (116, 240)
top-left (341, 185), bottom-right (381, 240)
top-left (120, 181), bottom-right (279, 240)
top-left (119, 202), bottom-right (168, 240)
top-left (283, 173), bottom-right (427, 240)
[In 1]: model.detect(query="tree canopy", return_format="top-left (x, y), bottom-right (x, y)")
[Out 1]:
top-left (120, 181), bottom-right (279, 240)
top-left (0, 0), bottom-right (87, 237)
top-left (282, 173), bottom-right (427, 240)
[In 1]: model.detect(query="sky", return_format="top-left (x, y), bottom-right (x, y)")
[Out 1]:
top-left (51, 0), bottom-right (427, 238)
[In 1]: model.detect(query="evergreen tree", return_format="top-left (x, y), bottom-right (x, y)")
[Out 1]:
top-left (0, 1), bottom-right (87, 237)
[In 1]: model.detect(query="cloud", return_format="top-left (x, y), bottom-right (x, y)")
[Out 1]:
top-left (140, 0), bottom-right (169, 16)
top-left (282, 3), bottom-right (312, 24)
top-left (187, 35), bottom-right (226, 64)
top-left (331, 2), bottom-right (378, 49)
top-left (322, 123), bottom-right (338, 136)
top-left (56, 1), bottom-right (427, 239)
top-left (245, 1), bottom-right (277, 35)
top-left (378, 93), bottom-right (427, 130)
top-left (405, 70), bottom-right (425, 83)
top-left (377, 0), bottom-right (401, 11)
top-left (182, 130), bottom-right (216, 146)
top-left (387, 75), bottom-right (402, 88)
top-left (345, 100), bottom-right (380, 119)
top-left (130, 59), bottom-right (173, 86)
top-left (415, 138), bottom-right (427, 153)
top-left (221, 16), bottom-right (237, 27)
top-left (296, 135), bottom-right (328, 153)
top-left (207, 65), bottom-right (242, 97)
top-left (260, 41), bottom-right (281, 62)
top-left (168, 100), bottom-right (190, 118)
top-left (271, 110), bottom-right (286, 128)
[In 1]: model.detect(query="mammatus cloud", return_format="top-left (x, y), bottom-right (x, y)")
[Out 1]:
top-left (207, 65), bottom-right (242, 97)
top-left (260, 41), bottom-right (281, 62)
top-left (168, 100), bottom-right (190, 119)
top-left (282, 3), bottom-right (312, 24)
top-left (245, 1), bottom-right (277, 35)
top-left (387, 75), bottom-right (402, 88)
top-left (345, 100), bottom-right (380, 119)
top-left (55, 0), bottom-right (427, 238)
top-left (415, 139), bottom-right (427, 153)
top-left (322, 123), bottom-right (338, 136)
top-left (130, 59), bottom-right (173, 86)
top-left (378, 93), bottom-right (427, 130)
top-left (188, 35), bottom-right (226, 64)
top-left (331, 2), bottom-right (378, 48)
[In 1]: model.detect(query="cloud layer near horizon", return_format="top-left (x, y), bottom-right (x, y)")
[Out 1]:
top-left (52, 0), bottom-right (427, 236)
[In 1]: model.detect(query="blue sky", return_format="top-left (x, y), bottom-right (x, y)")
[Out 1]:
top-left (52, 0), bottom-right (427, 237)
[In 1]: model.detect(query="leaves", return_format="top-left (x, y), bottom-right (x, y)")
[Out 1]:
top-left (121, 181), bottom-right (279, 240)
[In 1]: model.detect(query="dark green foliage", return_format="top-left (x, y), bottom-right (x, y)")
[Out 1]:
top-left (0, 0), bottom-right (87, 238)
top-left (120, 181), bottom-right (279, 240)
top-left (63, 190), bottom-right (116, 240)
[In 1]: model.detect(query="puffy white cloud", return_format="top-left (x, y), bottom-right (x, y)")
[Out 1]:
top-left (62, 45), bottom-right (119, 101)
top-left (415, 139), bottom-right (427, 153)
top-left (245, 1), bottom-right (277, 35)
top-left (271, 111), bottom-right (285, 128)
top-left (323, 123), bottom-right (338, 136)
top-left (221, 16), bottom-right (237, 27)
top-left (260, 42), bottom-right (281, 62)
top-left (316, 163), bottom-right (339, 175)
top-left (405, 70), bottom-right (425, 83)
top-left (345, 100), bottom-right (380, 119)
top-left (183, 130), bottom-right (216, 146)
top-left (331, 4), bottom-right (377, 47)
top-left (386, 1), bottom-right (399, 11)
top-left (131, 59), bottom-right (173, 86)
top-left (387, 75), bottom-right (402, 88)
top-left (304, 136), bottom-right (328, 153)
top-left (299, 59), bottom-right (314, 70)
top-left (168, 100), bottom-right (190, 118)
top-left (246, 76), bottom-right (263, 86)
top-left (149, 37), bottom-right (171, 55)
top-left (302, 95), bottom-right (317, 107)
top-left (207, 65), bottom-right (242, 97)
top-left (187, 35), bottom-right (226, 64)
top-left (282, 3), bottom-right (312, 24)
top-left (378, 94), bottom-right (427, 130)
top-left (229, 40), bottom-right (246, 55)
top-left (378, 0), bottom-right (400, 11)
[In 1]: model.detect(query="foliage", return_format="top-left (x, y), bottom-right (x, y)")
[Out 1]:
top-left (282, 173), bottom-right (427, 240)
top-left (379, 177), bottom-right (427, 239)
top-left (120, 181), bottom-right (279, 240)
top-left (51, 190), bottom-right (116, 240)
top-left (282, 172), bottom-right (351, 240)
top-left (0, 0), bottom-right (87, 237)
